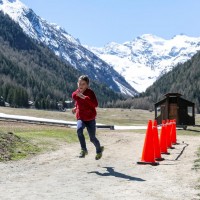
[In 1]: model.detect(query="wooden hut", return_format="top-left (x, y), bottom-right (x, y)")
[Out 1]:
top-left (155, 93), bottom-right (195, 126)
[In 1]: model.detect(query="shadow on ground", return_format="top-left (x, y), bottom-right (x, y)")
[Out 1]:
top-left (88, 167), bottom-right (145, 182)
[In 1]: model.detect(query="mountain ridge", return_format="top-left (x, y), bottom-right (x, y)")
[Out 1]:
top-left (0, 0), bottom-right (137, 96)
top-left (0, 11), bottom-right (123, 108)
top-left (87, 33), bottom-right (200, 92)
top-left (2, 0), bottom-right (200, 96)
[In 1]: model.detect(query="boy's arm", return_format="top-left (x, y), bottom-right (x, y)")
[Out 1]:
top-left (74, 90), bottom-right (98, 108)
top-left (72, 92), bottom-right (78, 114)
top-left (72, 91), bottom-right (78, 101)
top-left (72, 107), bottom-right (76, 114)
top-left (84, 91), bottom-right (98, 108)
top-left (72, 101), bottom-right (77, 114)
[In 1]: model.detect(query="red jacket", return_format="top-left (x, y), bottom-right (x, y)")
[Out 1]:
top-left (72, 88), bottom-right (98, 121)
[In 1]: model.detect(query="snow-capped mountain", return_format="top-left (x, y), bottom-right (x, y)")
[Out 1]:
top-left (86, 34), bottom-right (200, 92)
top-left (0, 0), bottom-right (137, 96)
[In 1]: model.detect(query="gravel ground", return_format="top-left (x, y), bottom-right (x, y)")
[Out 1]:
top-left (0, 131), bottom-right (199, 200)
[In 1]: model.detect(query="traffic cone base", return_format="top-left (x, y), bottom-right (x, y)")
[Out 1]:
top-left (161, 152), bottom-right (170, 155)
top-left (156, 158), bottom-right (165, 161)
top-left (172, 142), bottom-right (180, 145)
top-left (137, 161), bottom-right (159, 166)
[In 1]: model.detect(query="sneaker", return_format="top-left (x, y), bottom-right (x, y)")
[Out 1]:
top-left (95, 146), bottom-right (104, 160)
top-left (79, 150), bottom-right (88, 158)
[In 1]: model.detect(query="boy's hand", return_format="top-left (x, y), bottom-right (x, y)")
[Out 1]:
top-left (77, 92), bottom-right (86, 99)
top-left (72, 107), bottom-right (76, 114)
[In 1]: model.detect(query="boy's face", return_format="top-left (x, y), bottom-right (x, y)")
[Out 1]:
top-left (77, 80), bottom-right (88, 93)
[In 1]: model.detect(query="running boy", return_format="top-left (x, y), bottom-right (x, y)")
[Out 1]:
top-left (72, 75), bottom-right (104, 160)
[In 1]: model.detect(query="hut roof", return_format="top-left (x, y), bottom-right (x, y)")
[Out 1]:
top-left (164, 93), bottom-right (182, 97)
top-left (155, 93), bottom-right (194, 106)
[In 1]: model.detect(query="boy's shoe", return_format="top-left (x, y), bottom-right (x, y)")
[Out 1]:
top-left (79, 150), bottom-right (88, 158)
top-left (95, 146), bottom-right (104, 160)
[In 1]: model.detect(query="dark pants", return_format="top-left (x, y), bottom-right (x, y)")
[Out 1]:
top-left (77, 119), bottom-right (101, 153)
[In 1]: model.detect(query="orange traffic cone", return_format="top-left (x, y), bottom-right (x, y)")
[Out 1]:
top-left (159, 120), bottom-right (170, 155)
top-left (153, 120), bottom-right (164, 161)
top-left (171, 119), bottom-right (178, 144)
top-left (166, 120), bottom-right (174, 149)
top-left (137, 120), bottom-right (159, 166)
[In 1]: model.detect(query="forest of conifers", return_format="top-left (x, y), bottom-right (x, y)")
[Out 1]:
top-left (0, 12), bottom-right (122, 109)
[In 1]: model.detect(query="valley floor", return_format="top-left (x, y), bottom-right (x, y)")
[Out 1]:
top-left (0, 131), bottom-right (199, 200)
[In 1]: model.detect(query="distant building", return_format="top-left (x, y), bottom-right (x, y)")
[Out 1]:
top-left (5, 102), bottom-right (10, 107)
top-left (155, 93), bottom-right (195, 127)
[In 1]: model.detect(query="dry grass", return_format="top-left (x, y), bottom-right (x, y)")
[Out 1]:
top-left (96, 108), bottom-right (154, 125)
top-left (1, 106), bottom-right (200, 135)
top-left (0, 107), bottom-right (74, 121)
top-left (0, 107), bottom-right (155, 125)
top-left (0, 121), bottom-right (78, 161)
top-left (2, 106), bottom-right (200, 126)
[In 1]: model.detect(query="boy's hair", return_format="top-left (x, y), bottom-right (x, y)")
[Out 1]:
top-left (78, 75), bottom-right (90, 85)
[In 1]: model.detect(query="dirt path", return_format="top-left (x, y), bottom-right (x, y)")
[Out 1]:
top-left (0, 131), bottom-right (199, 200)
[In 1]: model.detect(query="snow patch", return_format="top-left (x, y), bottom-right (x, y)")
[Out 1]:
top-left (88, 34), bottom-right (200, 92)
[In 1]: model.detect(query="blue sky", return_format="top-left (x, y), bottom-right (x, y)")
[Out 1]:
top-left (21, 0), bottom-right (200, 47)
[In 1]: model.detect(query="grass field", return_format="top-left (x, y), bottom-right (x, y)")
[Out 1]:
top-left (1, 106), bottom-right (200, 125)
top-left (0, 106), bottom-right (200, 161)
